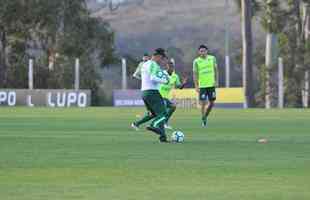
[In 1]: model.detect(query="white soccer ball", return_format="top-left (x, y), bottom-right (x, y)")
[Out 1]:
top-left (171, 131), bottom-right (185, 143)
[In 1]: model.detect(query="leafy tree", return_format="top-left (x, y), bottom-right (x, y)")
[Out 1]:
top-left (0, 0), bottom-right (116, 105)
top-left (261, 0), bottom-right (285, 108)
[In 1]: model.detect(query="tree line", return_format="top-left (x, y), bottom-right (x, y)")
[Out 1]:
top-left (1, 0), bottom-right (310, 107)
top-left (239, 0), bottom-right (310, 108)
top-left (0, 0), bottom-right (115, 105)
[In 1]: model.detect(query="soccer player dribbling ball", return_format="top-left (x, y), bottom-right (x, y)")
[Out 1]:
top-left (131, 59), bottom-right (187, 131)
top-left (132, 48), bottom-right (170, 142)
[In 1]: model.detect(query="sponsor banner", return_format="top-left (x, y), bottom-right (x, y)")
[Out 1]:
top-left (113, 88), bottom-right (244, 108)
top-left (0, 89), bottom-right (91, 107)
top-left (171, 88), bottom-right (245, 103)
top-left (113, 90), bottom-right (143, 106)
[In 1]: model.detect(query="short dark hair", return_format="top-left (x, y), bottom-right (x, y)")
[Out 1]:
top-left (143, 53), bottom-right (149, 57)
top-left (153, 48), bottom-right (167, 57)
top-left (198, 44), bottom-right (208, 50)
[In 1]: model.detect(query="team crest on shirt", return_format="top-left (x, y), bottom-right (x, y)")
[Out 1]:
top-left (157, 71), bottom-right (163, 78)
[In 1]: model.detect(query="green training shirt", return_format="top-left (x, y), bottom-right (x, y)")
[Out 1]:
top-left (141, 60), bottom-right (169, 91)
top-left (193, 55), bottom-right (217, 88)
top-left (159, 72), bottom-right (181, 100)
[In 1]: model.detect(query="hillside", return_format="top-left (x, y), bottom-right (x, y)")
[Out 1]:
top-left (89, 0), bottom-right (264, 88)
top-left (92, 0), bottom-right (263, 56)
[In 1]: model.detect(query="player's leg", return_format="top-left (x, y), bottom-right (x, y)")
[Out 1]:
top-left (199, 88), bottom-right (208, 126)
top-left (201, 102), bottom-right (208, 126)
top-left (131, 111), bottom-right (154, 130)
top-left (132, 93), bottom-right (156, 130)
top-left (202, 87), bottom-right (216, 127)
top-left (164, 99), bottom-right (176, 129)
top-left (146, 92), bottom-right (168, 142)
top-left (131, 98), bottom-right (153, 130)
top-left (204, 100), bottom-right (215, 117)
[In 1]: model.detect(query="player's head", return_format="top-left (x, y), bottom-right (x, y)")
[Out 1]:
top-left (152, 48), bottom-right (167, 62)
top-left (160, 54), bottom-right (169, 67)
top-left (166, 61), bottom-right (175, 75)
top-left (142, 53), bottom-right (150, 62)
top-left (198, 44), bottom-right (208, 57)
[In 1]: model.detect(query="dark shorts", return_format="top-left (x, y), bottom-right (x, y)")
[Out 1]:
top-left (142, 90), bottom-right (166, 116)
top-left (199, 87), bottom-right (216, 102)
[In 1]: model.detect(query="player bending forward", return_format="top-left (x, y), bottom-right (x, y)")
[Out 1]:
top-left (132, 48), bottom-right (170, 142)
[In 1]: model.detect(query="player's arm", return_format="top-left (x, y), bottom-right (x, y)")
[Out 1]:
top-left (176, 75), bottom-right (187, 89)
top-left (214, 57), bottom-right (218, 87)
top-left (132, 63), bottom-right (142, 80)
top-left (193, 60), bottom-right (199, 93)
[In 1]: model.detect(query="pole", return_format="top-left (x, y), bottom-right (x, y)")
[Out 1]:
top-left (75, 58), bottom-right (80, 90)
top-left (278, 57), bottom-right (284, 108)
top-left (265, 33), bottom-right (273, 109)
top-left (304, 71), bottom-right (309, 107)
top-left (122, 58), bottom-right (127, 90)
top-left (225, 0), bottom-right (231, 88)
top-left (303, 3), bottom-right (310, 108)
top-left (225, 56), bottom-right (230, 87)
top-left (28, 59), bottom-right (33, 90)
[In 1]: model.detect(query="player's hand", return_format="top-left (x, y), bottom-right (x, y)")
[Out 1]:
top-left (195, 87), bottom-right (200, 93)
top-left (182, 76), bottom-right (188, 85)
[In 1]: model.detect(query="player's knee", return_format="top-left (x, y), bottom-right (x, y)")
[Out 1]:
top-left (200, 101), bottom-right (207, 107)
top-left (199, 100), bottom-right (205, 106)
top-left (171, 105), bottom-right (176, 111)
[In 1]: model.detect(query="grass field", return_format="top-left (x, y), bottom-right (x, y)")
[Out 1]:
top-left (0, 107), bottom-right (309, 200)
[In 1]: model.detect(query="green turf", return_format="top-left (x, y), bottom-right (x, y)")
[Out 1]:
top-left (0, 107), bottom-right (309, 200)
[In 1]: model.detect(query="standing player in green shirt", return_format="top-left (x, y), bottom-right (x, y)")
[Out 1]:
top-left (193, 45), bottom-right (218, 127)
top-left (159, 61), bottom-right (187, 129)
